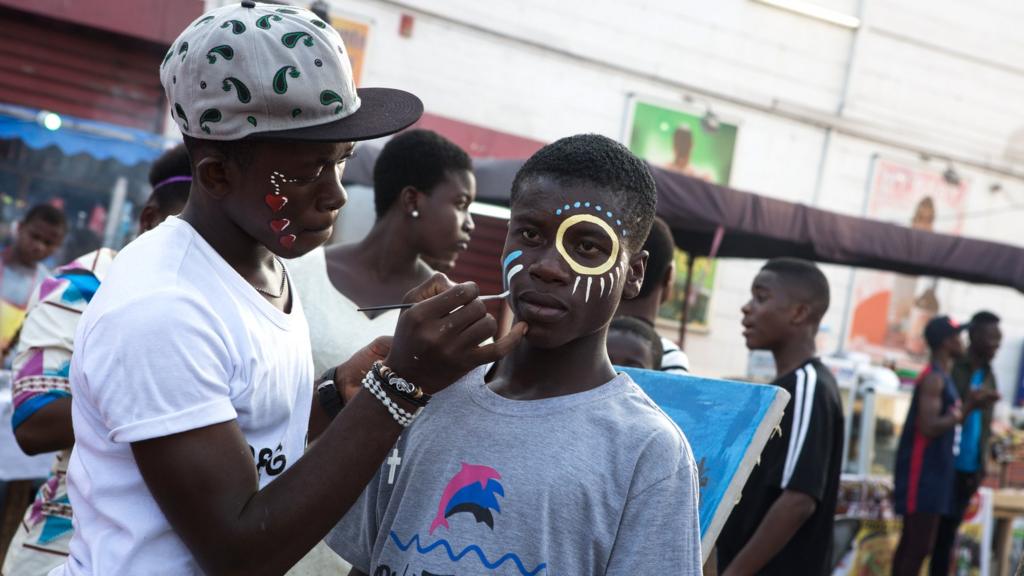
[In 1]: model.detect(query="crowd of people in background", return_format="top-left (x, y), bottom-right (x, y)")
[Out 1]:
top-left (0, 3), bottom-right (1013, 576)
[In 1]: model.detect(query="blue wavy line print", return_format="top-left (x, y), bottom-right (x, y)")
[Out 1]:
top-left (389, 531), bottom-right (547, 576)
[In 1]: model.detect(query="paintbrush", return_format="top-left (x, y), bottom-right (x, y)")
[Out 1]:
top-left (356, 291), bottom-right (510, 313)
top-left (356, 259), bottom-right (524, 313)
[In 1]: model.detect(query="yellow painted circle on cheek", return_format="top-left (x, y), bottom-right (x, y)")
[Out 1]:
top-left (554, 214), bottom-right (620, 276)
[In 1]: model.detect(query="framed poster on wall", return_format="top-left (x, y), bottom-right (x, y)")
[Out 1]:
top-left (624, 97), bottom-right (740, 332)
top-left (330, 15), bottom-right (369, 86)
top-left (846, 157), bottom-right (969, 368)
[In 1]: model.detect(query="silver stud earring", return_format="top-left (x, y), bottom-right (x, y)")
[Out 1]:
top-left (411, 210), bottom-right (420, 219)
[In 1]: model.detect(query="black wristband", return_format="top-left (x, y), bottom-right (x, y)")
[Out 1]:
top-left (316, 367), bottom-right (344, 419)
top-left (372, 361), bottom-right (430, 407)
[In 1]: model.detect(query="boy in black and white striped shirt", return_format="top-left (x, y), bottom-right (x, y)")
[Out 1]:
top-left (717, 258), bottom-right (844, 576)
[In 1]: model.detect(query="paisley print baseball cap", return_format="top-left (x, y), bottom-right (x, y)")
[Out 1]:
top-left (160, 1), bottom-right (422, 142)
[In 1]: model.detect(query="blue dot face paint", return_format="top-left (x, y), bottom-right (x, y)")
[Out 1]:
top-left (541, 200), bottom-right (629, 304)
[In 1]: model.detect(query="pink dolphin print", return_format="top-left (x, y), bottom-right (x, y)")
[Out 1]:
top-left (429, 462), bottom-right (502, 534)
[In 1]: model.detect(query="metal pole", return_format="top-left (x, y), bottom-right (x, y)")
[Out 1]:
top-left (678, 255), bottom-right (696, 350)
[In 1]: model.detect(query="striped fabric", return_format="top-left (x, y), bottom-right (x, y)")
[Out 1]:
top-left (3, 249), bottom-right (115, 575)
top-left (782, 364), bottom-right (818, 488)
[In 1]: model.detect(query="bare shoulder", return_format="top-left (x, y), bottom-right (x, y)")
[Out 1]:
top-left (919, 372), bottom-right (945, 394)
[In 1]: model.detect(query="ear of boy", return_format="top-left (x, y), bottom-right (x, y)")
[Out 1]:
top-left (788, 301), bottom-right (813, 327)
top-left (400, 186), bottom-right (421, 217)
top-left (194, 155), bottom-right (234, 200)
top-left (658, 259), bottom-right (676, 305)
top-left (620, 250), bottom-right (648, 301)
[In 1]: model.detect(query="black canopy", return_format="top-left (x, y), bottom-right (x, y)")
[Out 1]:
top-left (343, 146), bottom-right (1024, 292)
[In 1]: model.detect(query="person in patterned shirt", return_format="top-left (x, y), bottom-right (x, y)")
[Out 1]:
top-left (2, 146), bottom-right (191, 575)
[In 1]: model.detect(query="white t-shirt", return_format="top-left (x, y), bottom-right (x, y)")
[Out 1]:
top-left (288, 247), bottom-right (399, 375)
top-left (57, 218), bottom-right (313, 576)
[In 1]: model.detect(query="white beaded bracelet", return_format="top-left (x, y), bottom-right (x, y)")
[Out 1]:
top-left (362, 371), bottom-right (422, 427)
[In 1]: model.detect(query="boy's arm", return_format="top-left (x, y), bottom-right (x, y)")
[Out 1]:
top-left (917, 373), bottom-right (963, 437)
top-left (724, 370), bottom-right (837, 575)
top-left (15, 399), bottom-right (73, 454)
top-left (720, 490), bottom-right (816, 576)
top-left (307, 336), bottom-right (390, 443)
top-left (134, 391), bottom-right (403, 576)
top-left (11, 277), bottom-right (83, 455)
top-left (125, 277), bottom-right (526, 576)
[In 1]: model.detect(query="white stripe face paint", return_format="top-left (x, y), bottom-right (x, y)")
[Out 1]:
top-left (585, 277), bottom-right (593, 302)
top-left (572, 276), bottom-right (581, 295)
top-left (501, 250), bottom-right (523, 291)
top-left (506, 264), bottom-right (523, 287)
top-left (599, 276), bottom-right (605, 298)
top-left (781, 368), bottom-right (806, 488)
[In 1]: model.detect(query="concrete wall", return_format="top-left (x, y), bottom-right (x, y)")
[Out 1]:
top-left (206, 0), bottom-right (1024, 397)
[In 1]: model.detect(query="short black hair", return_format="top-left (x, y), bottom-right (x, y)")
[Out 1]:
top-left (609, 316), bottom-right (664, 368)
top-left (181, 134), bottom-right (255, 169)
top-left (373, 129), bottom-right (472, 218)
top-left (761, 257), bottom-right (830, 323)
top-left (638, 217), bottom-right (675, 298)
top-left (969, 311), bottom-right (1000, 334)
top-left (22, 203), bottom-right (67, 230)
top-left (148, 144), bottom-right (192, 213)
top-left (511, 134), bottom-right (657, 251)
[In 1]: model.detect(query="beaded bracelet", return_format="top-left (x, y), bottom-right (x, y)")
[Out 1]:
top-left (372, 361), bottom-right (431, 407)
top-left (362, 370), bottom-right (422, 427)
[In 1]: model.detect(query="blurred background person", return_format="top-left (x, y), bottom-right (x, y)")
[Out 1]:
top-left (929, 311), bottom-right (1002, 576)
top-left (666, 125), bottom-right (714, 181)
top-left (719, 258), bottom-right (842, 576)
top-left (607, 316), bottom-right (664, 370)
top-left (290, 129), bottom-right (476, 376)
top-left (1, 205), bottom-right (67, 364)
top-left (891, 316), bottom-right (994, 576)
top-left (615, 216), bottom-right (690, 373)
top-left (1, 145), bottom-right (190, 575)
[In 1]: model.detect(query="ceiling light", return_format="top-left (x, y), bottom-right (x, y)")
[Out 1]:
top-left (701, 109), bottom-right (721, 133)
top-left (752, 0), bottom-right (861, 29)
top-left (38, 111), bottom-right (62, 131)
top-left (942, 164), bottom-right (961, 186)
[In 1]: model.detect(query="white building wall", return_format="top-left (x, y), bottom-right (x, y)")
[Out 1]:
top-left (205, 0), bottom-right (1024, 396)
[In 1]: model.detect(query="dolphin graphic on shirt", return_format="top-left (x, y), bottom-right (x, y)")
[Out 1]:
top-left (429, 462), bottom-right (504, 534)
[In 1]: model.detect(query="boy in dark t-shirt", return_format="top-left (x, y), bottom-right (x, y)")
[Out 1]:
top-left (718, 258), bottom-right (844, 576)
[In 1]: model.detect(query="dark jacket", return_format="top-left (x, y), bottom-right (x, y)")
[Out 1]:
top-left (951, 357), bottom-right (997, 476)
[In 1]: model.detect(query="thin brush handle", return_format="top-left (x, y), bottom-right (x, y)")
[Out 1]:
top-left (356, 291), bottom-right (510, 313)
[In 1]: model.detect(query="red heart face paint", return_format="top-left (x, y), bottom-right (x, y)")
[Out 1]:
top-left (268, 170), bottom-right (303, 246)
top-left (265, 194), bottom-right (288, 212)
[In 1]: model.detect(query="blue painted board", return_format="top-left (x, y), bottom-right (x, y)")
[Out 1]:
top-left (620, 367), bottom-right (791, 559)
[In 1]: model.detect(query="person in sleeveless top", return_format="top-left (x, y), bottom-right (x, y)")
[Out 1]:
top-left (891, 315), bottom-right (994, 576)
top-left (289, 129), bottom-right (476, 377)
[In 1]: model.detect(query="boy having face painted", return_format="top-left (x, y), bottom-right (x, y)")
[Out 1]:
top-left (330, 134), bottom-right (702, 575)
top-left (57, 3), bottom-right (524, 575)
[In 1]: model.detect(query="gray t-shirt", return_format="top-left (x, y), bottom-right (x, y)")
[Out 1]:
top-left (328, 366), bottom-right (702, 575)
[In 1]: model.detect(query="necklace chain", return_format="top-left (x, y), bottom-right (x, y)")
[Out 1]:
top-left (252, 256), bottom-right (288, 299)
